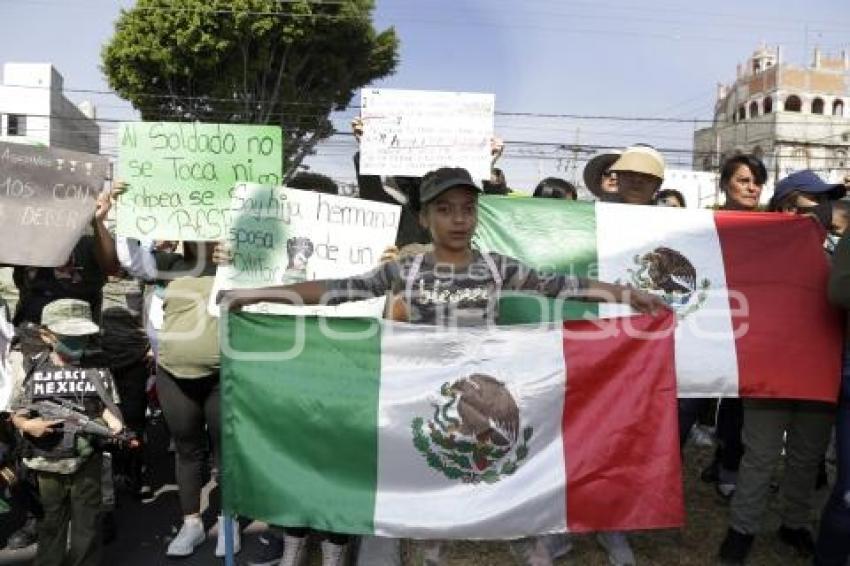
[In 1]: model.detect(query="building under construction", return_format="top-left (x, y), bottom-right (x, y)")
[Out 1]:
top-left (694, 45), bottom-right (850, 183)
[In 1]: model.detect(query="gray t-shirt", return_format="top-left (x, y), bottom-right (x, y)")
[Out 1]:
top-left (324, 251), bottom-right (586, 327)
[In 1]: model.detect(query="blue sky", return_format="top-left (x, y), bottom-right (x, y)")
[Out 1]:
top-left (1, 0), bottom-right (849, 189)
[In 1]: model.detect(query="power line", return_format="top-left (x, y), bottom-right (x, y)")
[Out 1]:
top-left (10, 90), bottom-right (850, 128)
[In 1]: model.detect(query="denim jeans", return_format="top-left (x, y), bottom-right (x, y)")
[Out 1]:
top-left (814, 347), bottom-right (850, 565)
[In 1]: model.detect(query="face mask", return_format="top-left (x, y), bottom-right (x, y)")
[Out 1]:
top-left (797, 200), bottom-right (833, 230)
top-left (809, 201), bottom-right (834, 230)
top-left (54, 335), bottom-right (88, 362)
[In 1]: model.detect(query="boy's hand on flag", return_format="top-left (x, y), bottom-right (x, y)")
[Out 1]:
top-left (379, 246), bottom-right (399, 264)
top-left (626, 288), bottom-right (668, 316)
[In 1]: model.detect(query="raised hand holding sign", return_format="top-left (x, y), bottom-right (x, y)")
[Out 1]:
top-left (0, 142), bottom-right (108, 267)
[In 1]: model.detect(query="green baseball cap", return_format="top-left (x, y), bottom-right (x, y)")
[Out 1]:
top-left (419, 167), bottom-right (482, 206)
top-left (41, 299), bottom-right (99, 336)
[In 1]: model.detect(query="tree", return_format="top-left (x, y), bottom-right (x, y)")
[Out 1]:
top-left (102, 0), bottom-right (398, 178)
top-left (288, 171), bottom-right (338, 194)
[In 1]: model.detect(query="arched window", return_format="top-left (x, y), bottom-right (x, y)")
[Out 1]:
top-left (785, 95), bottom-right (802, 112)
top-left (812, 98), bottom-right (825, 114)
top-left (763, 96), bottom-right (773, 114)
top-left (834, 99), bottom-right (845, 117)
top-left (738, 105), bottom-right (746, 121)
top-left (749, 101), bottom-right (759, 118)
top-left (835, 149), bottom-right (847, 169)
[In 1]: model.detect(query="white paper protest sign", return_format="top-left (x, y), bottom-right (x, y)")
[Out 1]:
top-left (358, 88), bottom-right (495, 180)
top-left (210, 183), bottom-right (401, 317)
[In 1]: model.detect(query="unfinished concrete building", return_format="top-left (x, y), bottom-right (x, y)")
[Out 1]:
top-left (694, 45), bottom-right (850, 184)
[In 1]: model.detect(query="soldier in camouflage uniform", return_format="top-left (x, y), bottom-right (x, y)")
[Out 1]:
top-left (9, 299), bottom-right (123, 566)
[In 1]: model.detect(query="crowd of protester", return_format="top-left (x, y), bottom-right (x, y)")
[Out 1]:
top-left (0, 128), bottom-right (849, 566)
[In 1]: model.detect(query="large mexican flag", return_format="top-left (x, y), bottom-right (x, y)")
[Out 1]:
top-left (222, 312), bottom-right (683, 537)
top-left (476, 198), bottom-right (844, 402)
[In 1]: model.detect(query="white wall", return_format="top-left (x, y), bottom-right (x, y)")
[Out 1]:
top-left (0, 63), bottom-right (98, 153)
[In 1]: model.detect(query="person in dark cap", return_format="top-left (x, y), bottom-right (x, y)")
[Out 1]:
top-left (222, 166), bottom-right (668, 566)
top-left (769, 169), bottom-right (847, 231)
top-left (719, 169), bottom-right (841, 564)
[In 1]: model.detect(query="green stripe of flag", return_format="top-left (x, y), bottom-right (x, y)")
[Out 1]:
top-left (222, 314), bottom-right (381, 533)
top-left (475, 196), bottom-right (599, 323)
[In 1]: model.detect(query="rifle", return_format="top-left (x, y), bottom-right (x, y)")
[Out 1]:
top-left (24, 400), bottom-right (138, 449)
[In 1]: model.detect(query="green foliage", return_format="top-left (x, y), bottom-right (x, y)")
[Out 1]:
top-left (441, 465), bottom-right (466, 480)
top-left (288, 171), bottom-right (338, 194)
top-left (445, 452), bottom-right (472, 469)
top-left (102, 0), bottom-right (399, 176)
top-left (480, 470), bottom-right (500, 484)
top-left (500, 461), bottom-right (517, 475)
top-left (515, 445), bottom-right (528, 461)
top-left (412, 418), bottom-right (430, 453)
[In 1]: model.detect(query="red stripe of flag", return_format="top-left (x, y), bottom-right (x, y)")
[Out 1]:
top-left (714, 211), bottom-right (843, 402)
top-left (562, 312), bottom-right (684, 532)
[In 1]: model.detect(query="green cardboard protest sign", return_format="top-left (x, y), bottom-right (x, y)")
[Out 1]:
top-left (116, 122), bottom-right (283, 240)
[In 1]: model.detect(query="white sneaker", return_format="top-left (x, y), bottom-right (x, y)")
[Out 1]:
top-left (278, 535), bottom-right (308, 566)
top-left (596, 532), bottom-right (636, 566)
top-left (320, 540), bottom-right (347, 566)
top-left (215, 515), bottom-right (242, 557)
top-left (717, 482), bottom-right (737, 499)
top-left (166, 517), bottom-right (206, 557)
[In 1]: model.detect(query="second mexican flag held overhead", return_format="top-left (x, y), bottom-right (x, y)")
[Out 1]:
top-left (222, 312), bottom-right (682, 538)
top-left (475, 198), bottom-right (843, 402)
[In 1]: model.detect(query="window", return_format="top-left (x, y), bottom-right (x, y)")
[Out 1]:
top-left (763, 96), bottom-right (773, 114)
top-left (749, 101), bottom-right (759, 118)
top-left (784, 95), bottom-right (802, 112)
top-left (835, 149), bottom-right (847, 169)
top-left (834, 99), bottom-right (845, 117)
top-left (812, 98), bottom-right (825, 114)
top-left (738, 105), bottom-right (746, 121)
top-left (6, 114), bottom-right (26, 136)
